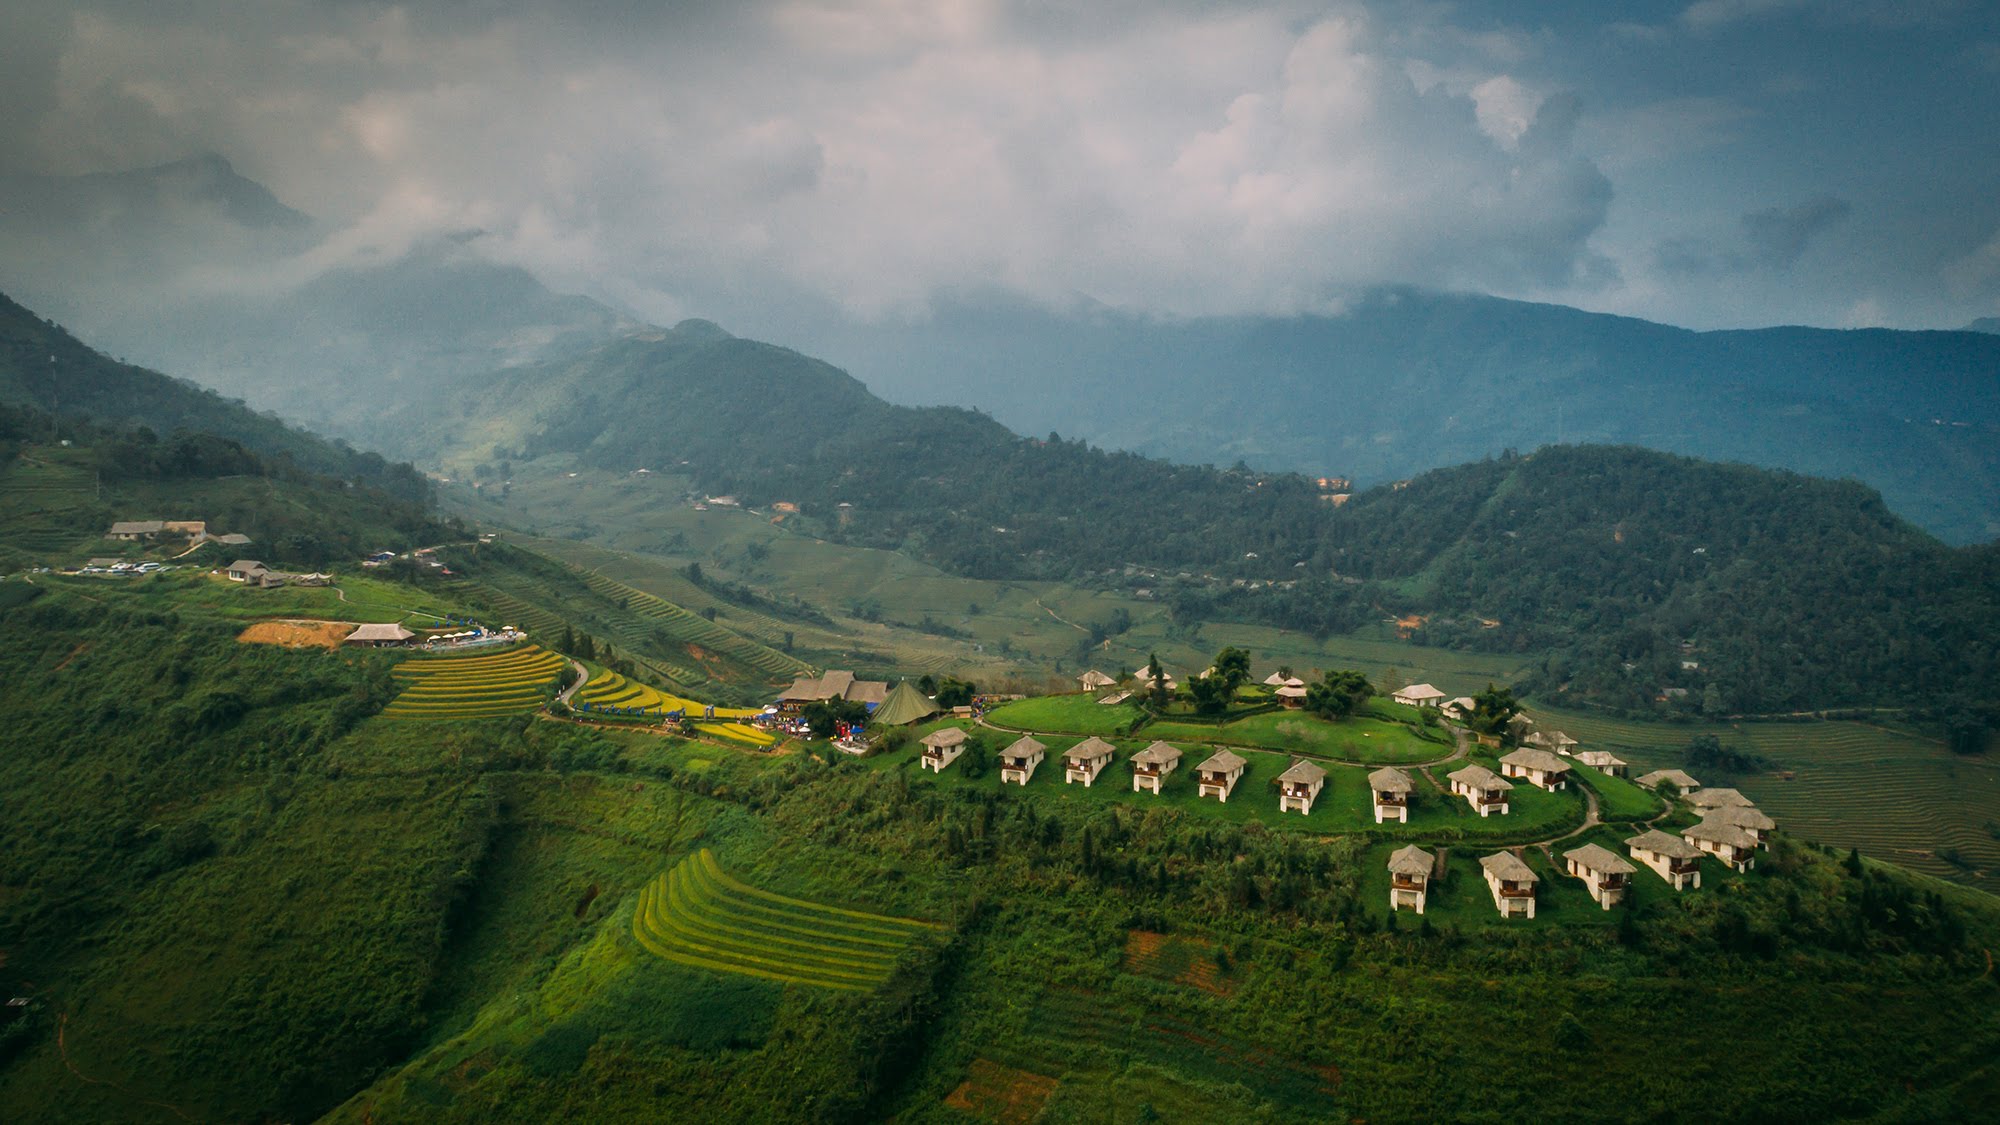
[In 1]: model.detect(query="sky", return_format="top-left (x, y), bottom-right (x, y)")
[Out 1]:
top-left (2, 0), bottom-right (1998, 333)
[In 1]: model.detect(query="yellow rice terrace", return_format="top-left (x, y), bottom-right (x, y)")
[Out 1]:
top-left (382, 643), bottom-right (568, 719)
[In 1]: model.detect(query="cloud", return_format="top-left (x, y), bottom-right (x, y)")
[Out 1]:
top-left (1741, 196), bottom-right (1850, 268)
top-left (0, 0), bottom-right (1616, 322)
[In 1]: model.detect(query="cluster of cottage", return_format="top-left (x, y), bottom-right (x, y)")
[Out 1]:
top-left (915, 731), bottom-right (1346, 815)
top-left (1386, 773), bottom-right (1776, 918)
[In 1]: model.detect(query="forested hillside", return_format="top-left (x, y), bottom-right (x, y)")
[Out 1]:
top-left (0, 292), bottom-right (430, 501)
top-left (424, 323), bottom-right (2000, 714)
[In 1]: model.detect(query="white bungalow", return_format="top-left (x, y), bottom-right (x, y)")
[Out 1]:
top-left (1707, 804), bottom-right (1776, 848)
top-left (998, 735), bottom-right (1045, 786)
top-left (1274, 685), bottom-right (1309, 708)
top-left (1062, 737), bottom-right (1117, 786)
top-left (1498, 748), bottom-right (1572, 792)
top-left (1077, 669), bottom-right (1116, 692)
top-left (1387, 845), bottom-right (1435, 914)
top-left (1392, 683), bottom-right (1447, 708)
top-left (1368, 767), bottom-right (1413, 824)
top-left (1130, 741), bottom-right (1183, 794)
top-left (1625, 829), bottom-right (1704, 891)
top-left (1195, 749), bottom-right (1248, 802)
top-left (1683, 817), bottom-right (1759, 871)
top-left (227, 558), bottom-right (268, 582)
top-left (1565, 844), bottom-right (1637, 910)
top-left (1276, 759), bottom-right (1327, 815)
top-left (1574, 750), bottom-right (1628, 777)
top-left (1686, 787), bottom-right (1754, 811)
top-left (1479, 851), bottom-right (1539, 918)
top-left (920, 728), bottom-right (968, 773)
top-left (1447, 764), bottom-right (1513, 816)
top-left (1635, 769), bottom-right (1701, 793)
top-left (1133, 667), bottom-right (1179, 691)
top-left (1440, 696), bottom-right (1477, 721)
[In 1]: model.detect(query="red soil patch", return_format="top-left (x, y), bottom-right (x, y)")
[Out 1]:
top-left (943, 1059), bottom-right (1058, 1124)
top-left (1393, 614), bottom-right (1427, 638)
top-left (237, 619), bottom-right (356, 648)
top-left (1123, 929), bottom-right (1238, 996)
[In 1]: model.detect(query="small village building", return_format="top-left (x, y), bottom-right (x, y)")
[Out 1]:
top-left (107, 520), bottom-right (166, 541)
top-left (1448, 764), bottom-right (1513, 816)
top-left (1283, 676), bottom-right (1306, 689)
top-left (1499, 748), bottom-right (1572, 792)
top-left (215, 533), bottom-right (253, 547)
top-left (1062, 737), bottom-right (1116, 786)
top-left (227, 559), bottom-right (268, 582)
top-left (1636, 769), bottom-right (1701, 793)
top-left (1133, 667), bottom-right (1178, 691)
top-left (1506, 712), bottom-right (1537, 736)
top-left (1262, 672), bottom-right (1288, 687)
top-left (290, 572), bottom-right (332, 587)
top-left (1682, 818), bottom-right (1759, 871)
top-left (1276, 759), bottom-right (1328, 814)
top-left (162, 520), bottom-right (207, 538)
top-left (1077, 669), bottom-right (1117, 692)
top-left (343, 623), bottom-right (414, 646)
top-left (1685, 787), bottom-right (1754, 811)
top-left (1130, 741), bottom-right (1183, 794)
top-left (1195, 749), bottom-right (1248, 802)
top-left (1625, 829), bottom-right (1705, 891)
top-left (1565, 844), bottom-right (1637, 910)
top-left (1368, 766), bottom-right (1413, 824)
top-left (1479, 851), bottom-right (1539, 918)
top-left (998, 735), bottom-right (1046, 786)
top-left (1705, 804), bottom-right (1777, 848)
top-left (776, 670), bottom-right (890, 713)
top-left (1274, 685), bottom-right (1309, 708)
top-left (1574, 750), bottom-right (1628, 777)
top-left (1440, 696), bottom-right (1477, 721)
top-left (919, 728), bottom-right (968, 773)
top-left (1392, 683), bottom-right (1446, 708)
top-left (1387, 845), bottom-right (1435, 914)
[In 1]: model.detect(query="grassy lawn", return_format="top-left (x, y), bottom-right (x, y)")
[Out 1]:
top-left (1574, 763), bottom-right (1668, 823)
top-left (985, 693), bottom-right (1144, 736)
top-left (1143, 709), bottom-right (1449, 764)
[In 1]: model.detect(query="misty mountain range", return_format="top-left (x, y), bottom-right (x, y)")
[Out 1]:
top-left (4, 156), bottom-right (1997, 543)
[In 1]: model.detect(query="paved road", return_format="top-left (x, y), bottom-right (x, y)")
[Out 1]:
top-left (559, 659), bottom-right (590, 705)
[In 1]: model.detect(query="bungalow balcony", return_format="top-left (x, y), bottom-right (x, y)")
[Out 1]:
top-left (1666, 858), bottom-right (1701, 875)
top-left (922, 750), bottom-right (946, 763)
top-left (1391, 875), bottom-right (1427, 892)
top-left (1494, 882), bottom-right (1533, 898)
top-left (1595, 876), bottom-right (1628, 892)
top-left (1134, 764), bottom-right (1166, 777)
top-left (1374, 792), bottom-right (1407, 806)
top-left (1281, 784), bottom-right (1316, 799)
top-left (1474, 792), bottom-right (1508, 806)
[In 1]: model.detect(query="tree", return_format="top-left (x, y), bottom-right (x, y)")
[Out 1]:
top-left (960, 735), bottom-right (990, 779)
top-left (1466, 684), bottom-right (1519, 737)
top-left (1702, 683), bottom-right (1726, 718)
top-left (935, 676), bottom-right (976, 709)
top-left (1306, 669), bottom-right (1373, 719)
top-left (1146, 653), bottom-right (1170, 709)
top-left (1212, 646), bottom-right (1251, 696)
top-left (1187, 673), bottom-right (1233, 716)
top-left (802, 698), bottom-right (868, 740)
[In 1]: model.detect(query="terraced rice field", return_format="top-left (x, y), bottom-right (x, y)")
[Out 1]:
top-left (382, 644), bottom-right (567, 719)
top-left (0, 455), bottom-right (95, 505)
top-left (577, 571), bottom-right (811, 680)
top-left (1527, 705), bottom-right (2000, 893)
top-left (575, 670), bottom-right (776, 745)
top-left (630, 849), bottom-right (939, 989)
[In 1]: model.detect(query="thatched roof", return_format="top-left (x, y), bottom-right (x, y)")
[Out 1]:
top-left (1683, 818), bottom-right (1759, 849)
top-left (1500, 748), bottom-right (1571, 774)
top-left (1197, 749), bottom-right (1247, 774)
top-left (1078, 669), bottom-right (1116, 689)
top-left (1275, 685), bottom-right (1309, 699)
top-left (1065, 736), bottom-right (1116, 763)
top-left (344, 623), bottom-right (413, 643)
top-left (1624, 829), bottom-right (1703, 860)
top-left (1480, 851), bottom-right (1538, 883)
top-left (1263, 672), bottom-right (1287, 686)
top-left (1447, 764), bottom-right (1512, 790)
top-left (1686, 787), bottom-right (1753, 809)
top-left (1276, 759), bottom-right (1327, 785)
top-left (921, 728), bottom-right (968, 750)
top-left (1000, 735), bottom-right (1046, 761)
top-left (1132, 741), bottom-right (1183, 767)
top-left (1636, 769), bottom-right (1700, 791)
top-left (1575, 750), bottom-right (1626, 769)
top-left (1565, 843), bottom-right (1636, 875)
top-left (1387, 845), bottom-right (1435, 878)
top-left (1708, 804), bottom-right (1776, 831)
top-left (1368, 767), bottom-right (1413, 793)
top-left (1394, 683), bottom-right (1445, 701)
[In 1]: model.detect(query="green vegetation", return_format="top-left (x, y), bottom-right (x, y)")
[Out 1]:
top-left (631, 850), bottom-right (939, 989)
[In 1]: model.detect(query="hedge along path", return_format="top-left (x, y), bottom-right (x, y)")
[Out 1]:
top-left (631, 849), bottom-right (940, 990)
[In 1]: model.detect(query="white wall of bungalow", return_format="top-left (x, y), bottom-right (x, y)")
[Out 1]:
top-left (998, 736), bottom-right (1045, 786)
top-left (1369, 767), bottom-right (1413, 824)
top-left (1565, 844), bottom-right (1636, 910)
top-left (1388, 846), bottom-right (1434, 914)
top-left (1479, 852), bottom-right (1539, 919)
top-left (1196, 750), bottom-right (1247, 802)
top-left (1625, 830), bottom-right (1704, 891)
top-left (1499, 748), bottom-right (1572, 792)
top-left (1063, 737), bottom-right (1116, 786)
top-left (1448, 765), bottom-right (1512, 816)
top-left (920, 728), bottom-right (967, 773)
top-left (1683, 819), bottom-right (1759, 871)
top-left (1130, 742), bottom-right (1183, 795)
top-left (1276, 760), bottom-right (1327, 815)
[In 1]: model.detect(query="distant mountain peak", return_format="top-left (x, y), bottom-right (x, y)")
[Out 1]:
top-left (673, 318), bottom-right (734, 343)
top-left (1966, 317), bottom-right (2000, 335)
